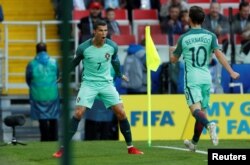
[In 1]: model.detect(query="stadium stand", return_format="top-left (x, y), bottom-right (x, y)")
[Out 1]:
top-left (102, 8), bottom-right (130, 25)
top-left (187, 0), bottom-right (211, 3)
top-left (132, 9), bottom-right (159, 42)
top-left (102, 9), bottom-right (128, 20)
top-left (186, 0), bottom-right (210, 9)
top-left (119, 24), bottom-right (132, 35)
top-left (111, 34), bottom-right (136, 45)
top-left (234, 34), bottom-right (244, 45)
top-left (217, 0), bottom-right (240, 3)
top-left (73, 10), bottom-right (90, 20)
top-left (1, 0), bottom-right (59, 95)
top-left (149, 34), bottom-right (168, 45)
top-left (137, 24), bottom-right (162, 44)
top-left (160, 0), bottom-right (168, 4)
top-left (222, 7), bottom-right (239, 17)
top-left (1, 0), bottom-right (59, 142)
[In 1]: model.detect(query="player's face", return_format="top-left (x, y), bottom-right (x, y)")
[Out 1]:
top-left (94, 25), bottom-right (108, 42)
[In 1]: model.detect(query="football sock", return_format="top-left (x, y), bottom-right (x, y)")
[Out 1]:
top-left (193, 109), bottom-right (209, 128)
top-left (192, 120), bottom-right (204, 144)
top-left (69, 116), bottom-right (80, 140)
top-left (119, 118), bottom-right (132, 146)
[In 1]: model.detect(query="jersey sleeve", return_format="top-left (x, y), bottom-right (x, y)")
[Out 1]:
top-left (111, 51), bottom-right (122, 78)
top-left (70, 45), bottom-right (85, 70)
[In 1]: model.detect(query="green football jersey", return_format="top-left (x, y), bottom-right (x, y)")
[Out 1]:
top-left (76, 39), bottom-right (118, 82)
top-left (173, 28), bottom-right (219, 86)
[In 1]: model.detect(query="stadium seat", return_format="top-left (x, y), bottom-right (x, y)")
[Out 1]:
top-left (138, 34), bottom-right (168, 45)
top-left (217, 0), bottom-right (240, 3)
top-left (187, 0), bottom-right (211, 3)
top-left (235, 34), bottom-right (243, 44)
top-left (119, 24), bottom-right (132, 35)
top-left (132, 9), bottom-right (160, 38)
top-left (102, 9), bottom-right (129, 25)
top-left (137, 24), bottom-right (162, 43)
top-left (73, 10), bottom-right (89, 20)
top-left (132, 9), bottom-right (159, 20)
top-left (160, 0), bottom-right (168, 5)
top-left (151, 34), bottom-right (168, 45)
top-left (186, 0), bottom-right (210, 9)
top-left (222, 7), bottom-right (239, 17)
top-left (218, 34), bottom-right (229, 44)
top-left (111, 34), bottom-right (136, 45)
top-left (203, 8), bottom-right (210, 14)
top-left (102, 9), bottom-right (128, 20)
top-left (221, 64), bottom-right (250, 93)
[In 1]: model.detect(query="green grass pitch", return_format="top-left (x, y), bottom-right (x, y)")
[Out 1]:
top-left (0, 140), bottom-right (249, 165)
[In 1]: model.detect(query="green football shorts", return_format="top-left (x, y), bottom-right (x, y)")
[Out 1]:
top-left (75, 81), bottom-right (122, 108)
top-left (184, 84), bottom-right (211, 109)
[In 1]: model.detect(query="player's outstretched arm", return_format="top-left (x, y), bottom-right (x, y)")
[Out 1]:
top-left (214, 49), bottom-right (240, 80)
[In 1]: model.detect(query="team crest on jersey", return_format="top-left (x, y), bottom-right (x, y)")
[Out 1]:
top-left (105, 53), bottom-right (111, 60)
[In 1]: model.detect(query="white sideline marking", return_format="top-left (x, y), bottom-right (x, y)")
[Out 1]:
top-left (153, 145), bottom-right (207, 155)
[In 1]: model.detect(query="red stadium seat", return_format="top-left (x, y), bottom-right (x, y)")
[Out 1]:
top-left (160, 0), bottom-right (168, 5)
top-left (218, 34), bottom-right (229, 44)
top-left (119, 25), bottom-right (132, 35)
top-left (132, 9), bottom-right (158, 20)
top-left (111, 34), bottom-right (136, 45)
top-left (217, 0), bottom-right (240, 3)
top-left (73, 10), bottom-right (89, 20)
top-left (132, 9), bottom-right (160, 42)
top-left (222, 8), bottom-right (239, 17)
top-left (187, 0), bottom-right (211, 3)
top-left (150, 34), bottom-right (168, 45)
top-left (137, 24), bottom-right (162, 43)
top-left (235, 34), bottom-right (243, 44)
top-left (138, 34), bottom-right (168, 45)
top-left (102, 9), bottom-right (128, 20)
top-left (203, 8), bottom-right (210, 14)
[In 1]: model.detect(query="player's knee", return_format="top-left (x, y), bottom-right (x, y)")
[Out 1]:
top-left (74, 106), bottom-right (85, 119)
top-left (116, 110), bottom-right (126, 120)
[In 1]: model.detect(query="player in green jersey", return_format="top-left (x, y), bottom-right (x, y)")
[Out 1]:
top-left (53, 20), bottom-right (143, 158)
top-left (171, 6), bottom-right (240, 152)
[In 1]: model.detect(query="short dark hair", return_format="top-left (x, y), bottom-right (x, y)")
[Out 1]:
top-left (189, 6), bottom-right (205, 25)
top-left (106, 7), bottom-right (115, 13)
top-left (93, 19), bottom-right (107, 30)
top-left (239, 1), bottom-right (249, 10)
top-left (36, 42), bottom-right (47, 53)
